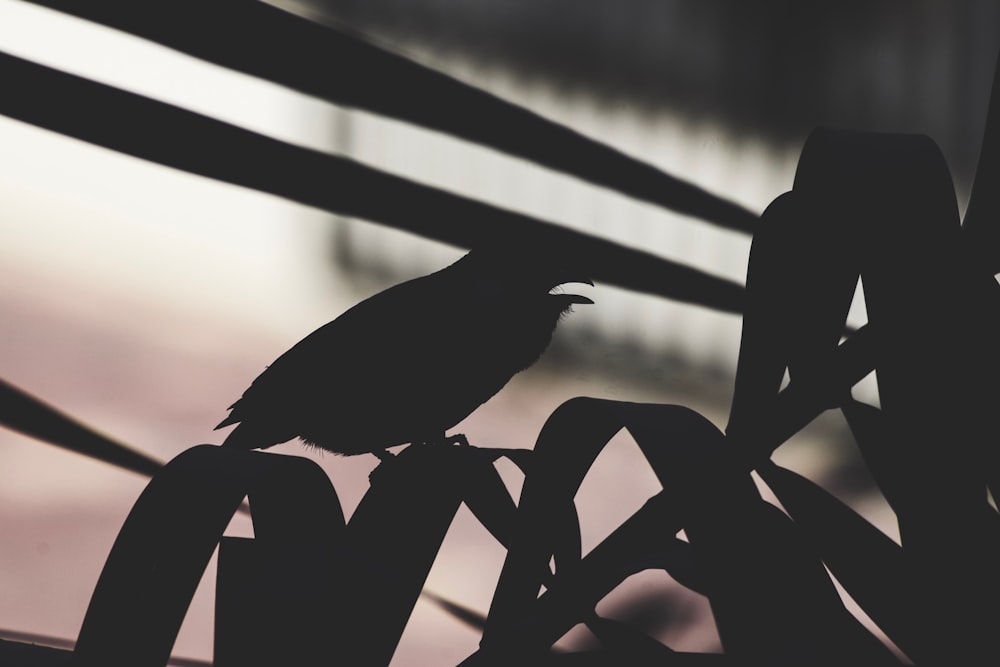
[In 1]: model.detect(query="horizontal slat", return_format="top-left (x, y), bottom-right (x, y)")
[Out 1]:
top-left (0, 49), bottom-right (746, 313)
top-left (21, 0), bottom-right (758, 234)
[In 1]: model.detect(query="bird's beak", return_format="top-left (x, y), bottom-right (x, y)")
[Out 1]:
top-left (549, 278), bottom-right (595, 305)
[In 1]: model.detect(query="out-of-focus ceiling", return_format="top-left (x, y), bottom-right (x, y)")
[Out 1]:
top-left (298, 0), bottom-right (1000, 187)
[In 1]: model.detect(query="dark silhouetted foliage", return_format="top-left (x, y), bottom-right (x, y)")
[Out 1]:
top-left (2, 2), bottom-right (1000, 666)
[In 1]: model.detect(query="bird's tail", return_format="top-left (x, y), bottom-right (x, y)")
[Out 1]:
top-left (214, 400), bottom-right (242, 431)
top-left (215, 415), bottom-right (238, 430)
top-left (217, 422), bottom-right (246, 448)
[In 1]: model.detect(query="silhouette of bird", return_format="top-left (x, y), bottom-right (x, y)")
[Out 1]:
top-left (215, 246), bottom-right (592, 457)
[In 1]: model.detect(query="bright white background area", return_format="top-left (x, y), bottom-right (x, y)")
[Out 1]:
top-left (0, 0), bottom-right (350, 335)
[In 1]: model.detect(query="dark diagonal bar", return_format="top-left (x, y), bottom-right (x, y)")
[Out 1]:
top-left (0, 49), bottom-right (746, 313)
top-left (23, 0), bottom-right (759, 234)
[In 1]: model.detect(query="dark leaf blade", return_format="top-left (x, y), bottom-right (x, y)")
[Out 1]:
top-left (482, 494), bottom-right (701, 658)
top-left (459, 447), bottom-right (584, 575)
top-left (482, 397), bottom-right (631, 651)
top-left (644, 536), bottom-right (708, 597)
top-left (584, 615), bottom-right (677, 662)
top-left (950, 274), bottom-right (1000, 502)
top-left (342, 444), bottom-right (517, 666)
top-left (727, 189), bottom-right (857, 447)
top-left (841, 399), bottom-right (1000, 657)
top-left (0, 376), bottom-right (161, 477)
top-left (459, 450), bottom-right (525, 550)
top-left (725, 193), bottom-right (799, 444)
top-left (421, 590), bottom-right (489, 634)
top-left (756, 460), bottom-right (924, 664)
top-left (425, 447), bottom-right (578, 637)
top-left (614, 402), bottom-right (897, 666)
top-left (478, 402), bottom-right (711, 662)
top-left (700, 499), bottom-right (899, 667)
top-left (24, 0), bottom-right (758, 234)
top-left (962, 41), bottom-right (1000, 273)
top-left (523, 650), bottom-right (729, 666)
top-left (0, 49), bottom-right (746, 314)
top-left (77, 445), bottom-right (344, 666)
top-left (730, 324), bottom-right (877, 470)
top-left (474, 399), bottom-right (895, 666)
top-left (0, 378), bottom-right (255, 515)
top-left (461, 492), bottom-right (689, 667)
top-left (796, 127), bottom-right (1000, 663)
top-left (841, 400), bottom-right (919, 519)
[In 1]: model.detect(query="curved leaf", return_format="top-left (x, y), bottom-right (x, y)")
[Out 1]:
top-left (473, 399), bottom-right (895, 666)
top-left (75, 445), bottom-right (345, 667)
top-left (584, 614), bottom-right (677, 662)
top-left (757, 460), bottom-right (922, 663)
top-left (341, 442), bottom-right (552, 666)
top-left (795, 127), bottom-right (1000, 663)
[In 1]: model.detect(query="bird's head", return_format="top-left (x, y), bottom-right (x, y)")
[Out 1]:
top-left (457, 243), bottom-right (594, 314)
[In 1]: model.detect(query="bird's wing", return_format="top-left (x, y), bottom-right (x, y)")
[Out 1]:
top-left (216, 270), bottom-right (463, 430)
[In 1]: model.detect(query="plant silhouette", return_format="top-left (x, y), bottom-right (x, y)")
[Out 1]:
top-left (215, 245), bottom-right (592, 457)
top-left (2, 3), bottom-right (1000, 667)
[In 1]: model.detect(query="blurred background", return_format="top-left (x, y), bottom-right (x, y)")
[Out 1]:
top-left (1, 0), bottom-right (998, 663)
